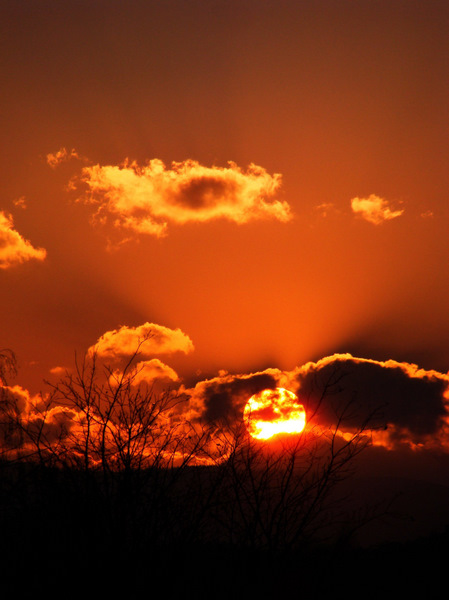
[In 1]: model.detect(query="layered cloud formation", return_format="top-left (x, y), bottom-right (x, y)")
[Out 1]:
top-left (80, 159), bottom-right (290, 237)
top-left (0, 211), bottom-right (47, 269)
top-left (2, 350), bottom-right (449, 468)
top-left (351, 194), bottom-right (404, 224)
top-left (179, 354), bottom-right (449, 451)
top-left (3, 318), bottom-right (449, 463)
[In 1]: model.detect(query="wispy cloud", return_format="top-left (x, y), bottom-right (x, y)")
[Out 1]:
top-left (46, 147), bottom-right (80, 168)
top-left (0, 211), bottom-right (47, 269)
top-left (88, 322), bottom-right (194, 359)
top-left (314, 202), bottom-right (338, 218)
top-left (79, 159), bottom-right (290, 237)
top-left (351, 194), bottom-right (404, 225)
top-left (13, 196), bottom-right (27, 209)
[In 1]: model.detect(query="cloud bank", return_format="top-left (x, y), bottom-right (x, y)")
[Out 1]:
top-left (0, 211), bottom-right (47, 269)
top-left (2, 353), bottom-right (449, 468)
top-left (179, 354), bottom-right (449, 451)
top-left (351, 194), bottom-right (404, 224)
top-left (80, 159), bottom-right (290, 237)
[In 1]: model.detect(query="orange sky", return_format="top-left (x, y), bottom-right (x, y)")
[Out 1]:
top-left (1, 1), bottom-right (449, 459)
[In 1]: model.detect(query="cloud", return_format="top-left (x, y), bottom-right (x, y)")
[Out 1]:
top-left (3, 354), bottom-right (449, 469)
top-left (177, 369), bottom-right (283, 426)
top-left (13, 196), bottom-right (27, 209)
top-left (89, 322), bottom-right (194, 359)
top-left (46, 147), bottom-right (80, 168)
top-left (79, 159), bottom-right (290, 237)
top-left (351, 194), bottom-right (404, 224)
top-left (177, 354), bottom-right (449, 451)
top-left (0, 384), bottom-right (85, 456)
top-left (293, 354), bottom-right (449, 449)
top-left (315, 202), bottom-right (338, 218)
top-left (0, 211), bottom-right (47, 269)
top-left (0, 384), bottom-right (33, 416)
top-left (112, 359), bottom-right (179, 386)
top-left (49, 366), bottom-right (67, 376)
top-left (133, 359), bottom-right (179, 383)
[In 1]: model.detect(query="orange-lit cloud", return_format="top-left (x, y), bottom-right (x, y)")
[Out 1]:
top-left (0, 384), bottom-right (33, 415)
top-left (351, 194), bottom-right (404, 224)
top-left (89, 322), bottom-right (194, 359)
top-left (0, 211), bottom-right (47, 269)
top-left (2, 353), bottom-right (449, 467)
top-left (80, 159), bottom-right (289, 237)
top-left (315, 202), bottom-right (338, 218)
top-left (0, 383), bottom-right (91, 459)
top-left (46, 147), bottom-right (80, 168)
top-left (13, 196), bottom-right (27, 209)
top-left (49, 366), bottom-right (67, 376)
top-left (112, 358), bottom-right (179, 386)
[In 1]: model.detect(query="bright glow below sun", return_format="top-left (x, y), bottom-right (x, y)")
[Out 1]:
top-left (244, 388), bottom-right (306, 440)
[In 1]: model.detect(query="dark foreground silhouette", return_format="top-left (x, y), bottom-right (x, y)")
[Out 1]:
top-left (1, 351), bottom-right (447, 597)
top-left (0, 461), bottom-right (447, 598)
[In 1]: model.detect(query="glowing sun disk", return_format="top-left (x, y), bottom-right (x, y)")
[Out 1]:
top-left (244, 388), bottom-right (306, 440)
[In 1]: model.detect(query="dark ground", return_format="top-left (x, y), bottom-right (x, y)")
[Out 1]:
top-left (0, 461), bottom-right (447, 598)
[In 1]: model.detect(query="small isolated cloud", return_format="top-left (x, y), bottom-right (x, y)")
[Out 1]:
top-left (0, 211), bottom-right (47, 269)
top-left (315, 202), bottom-right (338, 218)
top-left (351, 194), bottom-right (404, 225)
top-left (13, 196), bottom-right (27, 209)
top-left (49, 366), bottom-right (67, 376)
top-left (89, 322), bottom-right (194, 359)
top-left (46, 147), bottom-right (80, 168)
top-left (79, 158), bottom-right (290, 237)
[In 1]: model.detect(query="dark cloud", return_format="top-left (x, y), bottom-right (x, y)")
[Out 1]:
top-left (179, 354), bottom-right (449, 451)
top-left (295, 355), bottom-right (449, 445)
top-left (173, 177), bottom-right (238, 210)
top-left (182, 371), bottom-right (279, 425)
top-left (202, 373), bottom-right (278, 423)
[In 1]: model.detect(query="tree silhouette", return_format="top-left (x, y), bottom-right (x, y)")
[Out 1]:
top-left (0, 348), bottom-right (16, 385)
top-left (204, 368), bottom-right (384, 554)
top-left (0, 344), bottom-right (394, 596)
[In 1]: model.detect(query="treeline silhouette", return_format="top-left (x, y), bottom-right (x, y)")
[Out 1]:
top-left (0, 348), bottom-right (447, 597)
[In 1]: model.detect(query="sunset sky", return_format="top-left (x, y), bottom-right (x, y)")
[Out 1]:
top-left (1, 1), bottom-right (449, 478)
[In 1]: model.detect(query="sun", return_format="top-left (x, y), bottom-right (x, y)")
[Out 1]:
top-left (243, 387), bottom-right (306, 440)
